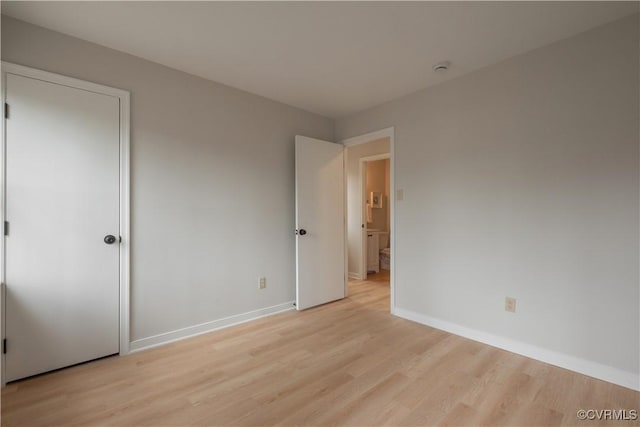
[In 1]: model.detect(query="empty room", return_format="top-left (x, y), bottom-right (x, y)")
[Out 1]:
top-left (0, 1), bottom-right (638, 426)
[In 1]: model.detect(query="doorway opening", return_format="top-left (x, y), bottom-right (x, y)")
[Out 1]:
top-left (361, 156), bottom-right (390, 280)
top-left (343, 128), bottom-right (395, 313)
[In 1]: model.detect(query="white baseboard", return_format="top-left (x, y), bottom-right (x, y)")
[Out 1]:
top-left (394, 307), bottom-right (640, 392)
top-left (348, 272), bottom-right (363, 280)
top-left (129, 301), bottom-right (295, 353)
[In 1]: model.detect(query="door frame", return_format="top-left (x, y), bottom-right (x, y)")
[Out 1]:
top-left (359, 153), bottom-right (390, 281)
top-left (342, 127), bottom-right (395, 313)
top-left (0, 62), bottom-right (131, 385)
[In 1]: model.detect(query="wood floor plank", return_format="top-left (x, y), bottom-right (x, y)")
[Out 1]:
top-left (2, 271), bottom-right (638, 426)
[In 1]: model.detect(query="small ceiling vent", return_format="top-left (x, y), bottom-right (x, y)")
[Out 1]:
top-left (433, 61), bottom-right (451, 72)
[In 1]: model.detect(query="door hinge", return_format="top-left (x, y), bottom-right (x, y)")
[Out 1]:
top-left (4, 103), bottom-right (8, 119)
top-left (4, 221), bottom-right (8, 236)
top-left (3, 338), bottom-right (7, 354)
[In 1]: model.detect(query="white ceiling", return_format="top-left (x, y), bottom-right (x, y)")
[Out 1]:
top-left (2, 2), bottom-right (637, 118)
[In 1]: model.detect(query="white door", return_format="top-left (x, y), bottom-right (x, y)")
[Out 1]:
top-left (295, 136), bottom-right (345, 310)
top-left (4, 73), bottom-right (121, 382)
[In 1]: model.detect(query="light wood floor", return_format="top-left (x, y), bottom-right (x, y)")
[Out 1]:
top-left (2, 274), bottom-right (638, 426)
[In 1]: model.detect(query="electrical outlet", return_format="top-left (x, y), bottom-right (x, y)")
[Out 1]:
top-left (259, 277), bottom-right (266, 289)
top-left (505, 297), bottom-right (516, 313)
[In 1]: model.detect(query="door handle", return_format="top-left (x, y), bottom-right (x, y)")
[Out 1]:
top-left (297, 229), bottom-right (307, 236)
top-left (104, 235), bottom-right (118, 245)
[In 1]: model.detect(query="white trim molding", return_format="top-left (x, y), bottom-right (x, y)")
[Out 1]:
top-left (343, 127), bottom-right (395, 147)
top-left (394, 307), bottom-right (640, 392)
top-left (130, 301), bottom-right (295, 353)
top-left (0, 62), bottom-right (131, 386)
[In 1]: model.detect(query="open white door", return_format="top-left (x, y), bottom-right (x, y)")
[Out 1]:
top-left (295, 136), bottom-right (345, 310)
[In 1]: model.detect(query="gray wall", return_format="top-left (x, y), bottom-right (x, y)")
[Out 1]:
top-left (2, 12), bottom-right (639, 384)
top-left (1, 16), bottom-right (334, 342)
top-left (336, 15), bottom-right (640, 377)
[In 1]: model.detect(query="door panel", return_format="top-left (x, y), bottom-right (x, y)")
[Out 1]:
top-left (295, 136), bottom-right (345, 310)
top-left (5, 73), bottom-right (120, 381)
